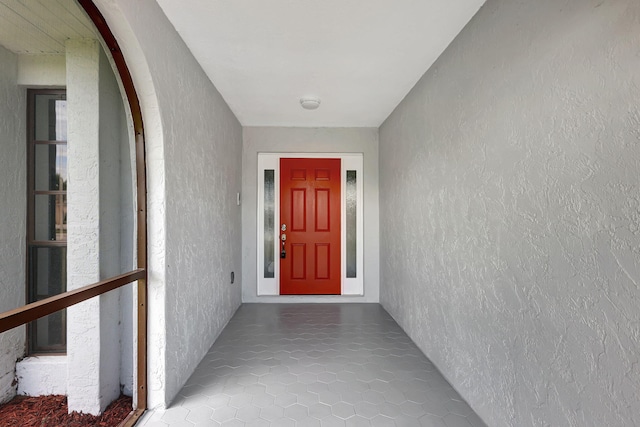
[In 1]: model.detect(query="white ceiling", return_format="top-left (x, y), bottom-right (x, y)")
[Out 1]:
top-left (0, 0), bottom-right (94, 54)
top-left (156, 0), bottom-right (486, 127)
top-left (0, 0), bottom-right (486, 128)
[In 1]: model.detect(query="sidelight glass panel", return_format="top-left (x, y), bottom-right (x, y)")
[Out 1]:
top-left (346, 170), bottom-right (357, 278)
top-left (34, 144), bottom-right (67, 191)
top-left (264, 170), bottom-right (275, 278)
top-left (34, 95), bottom-right (67, 141)
top-left (34, 194), bottom-right (67, 241)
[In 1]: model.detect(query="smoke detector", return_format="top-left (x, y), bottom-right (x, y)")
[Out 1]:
top-left (300, 97), bottom-right (321, 110)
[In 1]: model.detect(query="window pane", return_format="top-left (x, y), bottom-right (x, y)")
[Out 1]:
top-left (264, 170), bottom-right (275, 278)
top-left (34, 194), bottom-right (67, 241)
top-left (346, 171), bottom-right (357, 278)
top-left (28, 245), bottom-right (67, 352)
top-left (31, 310), bottom-right (66, 352)
top-left (29, 246), bottom-right (67, 299)
top-left (34, 144), bottom-right (67, 191)
top-left (34, 95), bottom-right (67, 141)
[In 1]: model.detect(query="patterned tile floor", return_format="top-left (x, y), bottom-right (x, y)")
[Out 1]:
top-left (138, 304), bottom-right (486, 427)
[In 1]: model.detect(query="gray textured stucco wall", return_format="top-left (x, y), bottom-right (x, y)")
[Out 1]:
top-left (96, 0), bottom-right (243, 407)
top-left (160, 25), bottom-right (243, 410)
top-left (379, 0), bottom-right (640, 426)
top-left (98, 46), bottom-right (129, 408)
top-left (0, 46), bottom-right (26, 404)
top-left (242, 127), bottom-right (380, 303)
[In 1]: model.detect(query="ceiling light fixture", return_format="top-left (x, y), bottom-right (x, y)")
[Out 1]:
top-left (300, 97), bottom-right (321, 110)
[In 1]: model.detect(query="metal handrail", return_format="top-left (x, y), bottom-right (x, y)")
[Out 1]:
top-left (0, 268), bottom-right (147, 426)
top-left (0, 269), bottom-right (145, 334)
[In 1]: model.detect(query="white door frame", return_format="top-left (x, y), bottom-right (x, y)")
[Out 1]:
top-left (257, 153), bottom-right (364, 296)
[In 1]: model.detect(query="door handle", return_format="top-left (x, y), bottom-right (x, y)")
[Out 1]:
top-left (281, 232), bottom-right (286, 258)
top-left (280, 224), bottom-right (287, 258)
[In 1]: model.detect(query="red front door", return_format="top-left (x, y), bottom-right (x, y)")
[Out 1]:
top-left (280, 158), bottom-right (341, 295)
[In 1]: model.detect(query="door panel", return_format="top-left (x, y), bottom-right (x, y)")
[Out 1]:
top-left (280, 158), bottom-right (341, 295)
top-left (315, 244), bottom-right (330, 279)
top-left (315, 189), bottom-right (330, 231)
top-left (291, 189), bottom-right (306, 231)
top-left (291, 244), bottom-right (306, 279)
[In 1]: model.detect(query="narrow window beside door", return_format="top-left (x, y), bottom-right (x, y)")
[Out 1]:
top-left (346, 170), bottom-right (357, 278)
top-left (27, 89), bottom-right (68, 354)
top-left (264, 169), bottom-right (275, 278)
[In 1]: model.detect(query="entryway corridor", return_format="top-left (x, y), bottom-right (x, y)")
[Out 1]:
top-left (138, 304), bottom-right (486, 427)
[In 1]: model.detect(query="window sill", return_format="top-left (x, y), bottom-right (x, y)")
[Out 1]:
top-left (16, 355), bottom-right (67, 396)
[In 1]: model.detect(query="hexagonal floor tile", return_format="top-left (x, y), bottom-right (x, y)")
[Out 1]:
top-left (140, 304), bottom-right (487, 427)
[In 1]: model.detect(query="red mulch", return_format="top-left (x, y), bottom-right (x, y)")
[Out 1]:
top-left (0, 394), bottom-right (132, 427)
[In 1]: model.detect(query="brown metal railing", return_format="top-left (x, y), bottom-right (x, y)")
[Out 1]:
top-left (0, 270), bottom-right (145, 334)
top-left (0, 1), bottom-right (149, 426)
top-left (0, 269), bottom-right (147, 426)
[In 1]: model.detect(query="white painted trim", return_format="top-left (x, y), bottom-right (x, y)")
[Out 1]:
top-left (257, 153), bottom-right (364, 296)
top-left (257, 154), bottom-right (279, 295)
top-left (342, 155), bottom-right (365, 295)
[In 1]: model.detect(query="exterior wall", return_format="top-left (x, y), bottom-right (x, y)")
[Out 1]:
top-left (16, 357), bottom-right (66, 396)
top-left (13, 42), bottom-right (136, 406)
top-left (113, 47), bottom-right (137, 397)
top-left (98, 46), bottom-right (132, 407)
top-left (65, 40), bottom-right (135, 414)
top-left (66, 38), bottom-right (104, 414)
top-left (94, 0), bottom-right (243, 408)
top-left (17, 55), bottom-right (65, 87)
top-left (0, 45), bottom-right (26, 404)
top-left (11, 41), bottom-right (134, 405)
top-left (14, 53), bottom-right (68, 401)
top-left (242, 127), bottom-right (380, 303)
top-left (379, 0), bottom-right (640, 426)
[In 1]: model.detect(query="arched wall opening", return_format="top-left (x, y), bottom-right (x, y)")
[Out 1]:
top-left (0, 0), bottom-right (243, 414)
top-left (90, 0), bottom-right (243, 411)
top-left (0, 0), bottom-right (161, 419)
top-left (77, 0), bottom-right (173, 414)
